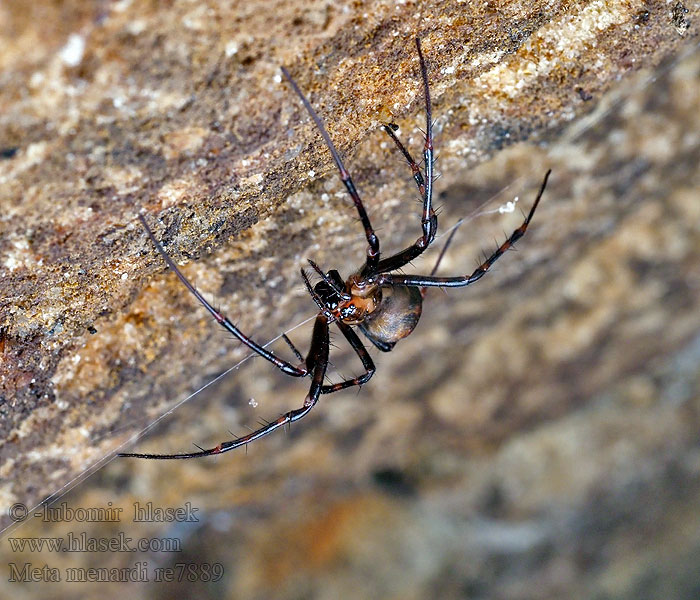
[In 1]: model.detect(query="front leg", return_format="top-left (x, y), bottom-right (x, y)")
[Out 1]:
top-left (118, 314), bottom-right (330, 459)
top-left (374, 38), bottom-right (438, 275)
top-left (139, 215), bottom-right (308, 378)
top-left (321, 321), bottom-right (376, 393)
top-left (379, 171), bottom-right (551, 289)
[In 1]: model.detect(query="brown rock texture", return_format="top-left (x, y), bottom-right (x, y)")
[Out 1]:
top-left (0, 0), bottom-right (699, 598)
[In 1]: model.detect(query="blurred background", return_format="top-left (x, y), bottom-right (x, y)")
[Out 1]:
top-left (1, 1), bottom-right (699, 598)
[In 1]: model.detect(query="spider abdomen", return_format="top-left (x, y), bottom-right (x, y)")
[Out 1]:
top-left (359, 285), bottom-right (422, 350)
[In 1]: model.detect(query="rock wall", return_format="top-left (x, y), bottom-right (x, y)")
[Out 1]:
top-left (1, 1), bottom-right (698, 598)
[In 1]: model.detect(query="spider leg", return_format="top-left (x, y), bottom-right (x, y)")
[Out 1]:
top-left (379, 170), bottom-right (551, 288)
top-left (429, 220), bottom-right (463, 277)
top-left (300, 268), bottom-right (337, 322)
top-left (420, 219), bottom-right (464, 298)
top-left (321, 320), bottom-right (375, 393)
top-left (118, 314), bottom-right (330, 459)
top-left (138, 215), bottom-right (308, 377)
top-left (358, 328), bottom-right (396, 353)
top-left (307, 259), bottom-right (350, 300)
top-left (382, 123), bottom-right (425, 197)
top-left (282, 333), bottom-right (305, 363)
top-left (374, 38), bottom-right (437, 274)
top-left (281, 67), bottom-right (380, 274)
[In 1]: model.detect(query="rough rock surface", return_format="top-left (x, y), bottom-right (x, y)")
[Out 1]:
top-left (1, 0), bottom-right (699, 598)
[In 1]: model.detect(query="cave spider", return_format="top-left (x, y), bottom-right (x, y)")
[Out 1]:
top-left (119, 38), bottom-right (550, 460)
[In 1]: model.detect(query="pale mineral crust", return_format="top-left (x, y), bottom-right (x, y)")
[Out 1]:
top-left (0, 0), bottom-right (699, 598)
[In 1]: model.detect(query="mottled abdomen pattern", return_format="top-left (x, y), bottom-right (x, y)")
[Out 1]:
top-left (359, 285), bottom-right (423, 350)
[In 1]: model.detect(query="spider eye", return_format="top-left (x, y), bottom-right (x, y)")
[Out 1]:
top-left (340, 304), bottom-right (356, 318)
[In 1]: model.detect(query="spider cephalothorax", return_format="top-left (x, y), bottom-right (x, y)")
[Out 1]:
top-left (119, 38), bottom-right (550, 460)
top-left (310, 269), bottom-right (381, 326)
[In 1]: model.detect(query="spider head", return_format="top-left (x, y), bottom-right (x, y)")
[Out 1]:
top-left (334, 274), bottom-right (382, 325)
top-left (312, 269), bottom-right (347, 312)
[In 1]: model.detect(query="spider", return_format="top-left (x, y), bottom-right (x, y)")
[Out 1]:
top-left (119, 38), bottom-right (550, 460)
